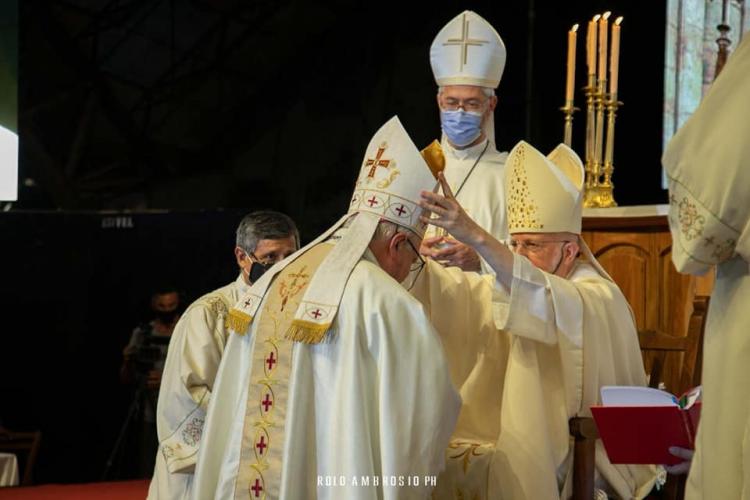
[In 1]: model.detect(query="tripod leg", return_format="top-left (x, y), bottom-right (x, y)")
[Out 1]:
top-left (102, 387), bottom-right (143, 480)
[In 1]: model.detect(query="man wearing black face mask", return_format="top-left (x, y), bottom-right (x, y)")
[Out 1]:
top-left (119, 285), bottom-right (181, 479)
top-left (147, 210), bottom-right (298, 500)
top-left (121, 286), bottom-right (181, 386)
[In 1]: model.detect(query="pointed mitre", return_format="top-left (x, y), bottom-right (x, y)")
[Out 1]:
top-left (505, 141), bottom-right (584, 234)
top-left (348, 116), bottom-right (439, 236)
top-left (430, 10), bottom-right (507, 88)
top-left (504, 140), bottom-right (614, 280)
top-left (229, 116), bottom-right (439, 344)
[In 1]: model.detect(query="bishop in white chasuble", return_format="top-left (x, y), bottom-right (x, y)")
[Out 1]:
top-left (419, 141), bottom-right (659, 499)
top-left (192, 116), bottom-right (461, 500)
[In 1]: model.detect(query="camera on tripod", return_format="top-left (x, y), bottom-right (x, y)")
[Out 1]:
top-left (131, 333), bottom-right (170, 375)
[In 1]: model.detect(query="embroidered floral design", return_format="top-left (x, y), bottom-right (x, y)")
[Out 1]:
top-left (181, 416), bottom-right (204, 447)
top-left (448, 441), bottom-right (488, 474)
top-left (712, 238), bottom-right (736, 261)
top-left (208, 296), bottom-right (228, 319)
top-left (677, 197), bottom-right (705, 241)
top-left (278, 266), bottom-right (310, 311)
top-left (669, 180), bottom-right (740, 265)
top-left (162, 444), bottom-right (175, 459)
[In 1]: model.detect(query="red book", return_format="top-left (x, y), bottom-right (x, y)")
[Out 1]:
top-left (590, 386), bottom-right (701, 465)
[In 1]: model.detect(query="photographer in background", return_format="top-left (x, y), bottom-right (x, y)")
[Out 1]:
top-left (120, 286), bottom-right (181, 388)
top-left (117, 285), bottom-right (181, 479)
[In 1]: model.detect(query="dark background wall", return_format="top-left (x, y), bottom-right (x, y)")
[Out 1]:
top-left (2, 0), bottom-right (667, 483)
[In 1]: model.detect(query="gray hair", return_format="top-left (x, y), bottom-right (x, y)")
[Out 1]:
top-left (236, 210), bottom-right (300, 252)
top-left (337, 215), bottom-right (416, 243)
top-left (437, 86), bottom-right (495, 98)
top-left (372, 220), bottom-right (399, 241)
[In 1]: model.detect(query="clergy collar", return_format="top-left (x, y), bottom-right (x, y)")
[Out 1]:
top-left (235, 272), bottom-right (251, 295)
top-left (442, 136), bottom-right (489, 161)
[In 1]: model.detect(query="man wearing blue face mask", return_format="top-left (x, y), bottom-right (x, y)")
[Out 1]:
top-left (147, 210), bottom-right (298, 500)
top-left (420, 10), bottom-right (509, 274)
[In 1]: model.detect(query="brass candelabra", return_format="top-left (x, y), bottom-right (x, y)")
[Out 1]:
top-left (561, 12), bottom-right (623, 208)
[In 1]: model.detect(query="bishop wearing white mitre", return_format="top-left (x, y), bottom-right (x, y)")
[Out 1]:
top-left (421, 11), bottom-right (509, 273)
top-left (417, 141), bottom-right (660, 499)
top-left (191, 116), bottom-right (460, 500)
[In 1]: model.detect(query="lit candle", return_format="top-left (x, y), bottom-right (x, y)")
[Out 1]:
top-left (609, 17), bottom-right (623, 96)
top-left (598, 12), bottom-right (611, 84)
top-left (566, 24), bottom-right (579, 102)
top-left (587, 15), bottom-right (600, 77)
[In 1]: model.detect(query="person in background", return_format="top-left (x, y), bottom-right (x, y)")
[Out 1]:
top-left (147, 210), bottom-right (299, 500)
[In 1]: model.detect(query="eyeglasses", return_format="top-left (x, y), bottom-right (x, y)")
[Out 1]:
top-left (508, 239), bottom-right (573, 255)
top-left (440, 96), bottom-right (488, 113)
top-left (404, 238), bottom-right (426, 273)
top-left (248, 251), bottom-right (274, 267)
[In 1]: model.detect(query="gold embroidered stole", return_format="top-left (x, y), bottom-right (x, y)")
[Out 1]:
top-left (234, 242), bottom-right (333, 500)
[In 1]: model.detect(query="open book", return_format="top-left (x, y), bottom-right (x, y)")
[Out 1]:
top-left (591, 385), bottom-right (701, 465)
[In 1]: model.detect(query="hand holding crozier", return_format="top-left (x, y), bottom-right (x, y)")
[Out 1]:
top-left (419, 172), bottom-right (486, 248)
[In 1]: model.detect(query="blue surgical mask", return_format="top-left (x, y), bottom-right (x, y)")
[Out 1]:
top-left (440, 109), bottom-right (483, 147)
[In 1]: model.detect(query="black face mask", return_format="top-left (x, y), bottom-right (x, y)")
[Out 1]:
top-left (249, 261), bottom-right (271, 283)
top-left (156, 310), bottom-right (178, 324)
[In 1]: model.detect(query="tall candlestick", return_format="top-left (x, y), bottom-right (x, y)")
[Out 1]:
top-left (609, 17), bottom-right (623, 96)
top-left (566, 24), bottom-right (578, 102)
top-left (598, 12), bottom-right (611, 84)
top-left (587, 15), bottom-right (600, 76)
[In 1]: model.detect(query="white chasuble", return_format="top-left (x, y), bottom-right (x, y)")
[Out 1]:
top-left (417, 257), bottom-right (658, 500)
top-left (192, 245), bottom-right (461, 500)
top-left (148, 275), bottom-right (248, 500)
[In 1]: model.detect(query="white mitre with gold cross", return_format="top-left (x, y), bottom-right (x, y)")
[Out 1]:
top-left (430, 10), bottom-right (507, 89)
top-left (348, 117), bottom-right (440, 236)
top-left (504, 140), bottom-right (613, 279)
top-left (229, 116), bottom-right (441, 343)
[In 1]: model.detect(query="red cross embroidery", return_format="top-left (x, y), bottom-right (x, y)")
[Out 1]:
top-left (395, 204), bottom-right (406, 216)
top-left (367, 196), bottom-right (379, 207)
top-left (266, 352), bottom-right (276, 371)
top-left (255, 435), bottom-right (267, 455)
top-left (365, 145), bottom-right (391, 178)
top-left (261, 393), bottom-right (273, 412)
top-left (311, 309), bottom-right (322, 319)
top-left (251, 478), bottom-right (263, 497)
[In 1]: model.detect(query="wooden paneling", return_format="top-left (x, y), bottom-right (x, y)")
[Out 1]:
top-left (581, 215), bottom-right (714, 392)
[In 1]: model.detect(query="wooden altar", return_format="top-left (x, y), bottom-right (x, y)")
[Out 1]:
top-left (581, 204), bottom-right (713, 394)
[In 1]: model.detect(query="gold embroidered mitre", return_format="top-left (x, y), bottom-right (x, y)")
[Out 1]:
top-left (231, 116), bottom-right (438, 344)
top-left (349, 116), bottom-right (438, 237)
top-left (505, 141), bottom-right (584, 234)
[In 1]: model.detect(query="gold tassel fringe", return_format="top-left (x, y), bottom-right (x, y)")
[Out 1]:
top-left (227, 309), bottom-right (253, 335)
top-left (285, 319), bottom-right (331, 344)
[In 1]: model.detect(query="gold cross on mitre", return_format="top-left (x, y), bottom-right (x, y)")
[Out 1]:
top-left (442, 13), bottom-right (489, 71)
top-left (364, 142), bottom-right (392, 178)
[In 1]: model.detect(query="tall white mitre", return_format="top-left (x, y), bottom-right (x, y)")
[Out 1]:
top-left (505, 140), bottom-right (613, 279)
top-left (348, 118), bottom-right (439, 235)
top-left (230, 116), bottom-right (440, 342)
top-left (430, 10), bottom-right (507, 89)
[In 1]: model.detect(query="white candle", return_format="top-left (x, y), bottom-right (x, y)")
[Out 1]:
top-left (587, 15), bottom-right (600, 77)
top-left (598, 12), bottom-right (611, 83)
top-left (566, 24), bottom-right (579, 101)
top-left (609, 17), bottom-right (623, 95)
